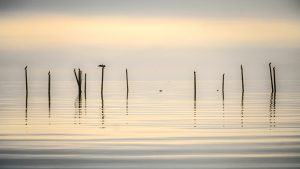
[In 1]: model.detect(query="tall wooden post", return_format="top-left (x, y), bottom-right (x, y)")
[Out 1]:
top-left (25, 66), bottom-right (28, 98)
top-left (48, 71), bottom-right (51, 108)
top-left (241, 64), bottom-right (244, 93)
top-left (84, 73), bottom-right (87, 99)
top-left (269, 63), bottom-right (274, 93)
top-left (273, 67), bottom-right (276, 93)
top-left (222, 73), bottom-right (225, 100)
top-left (194, 71), bottom-right (196, 101)
top-left (78, 69), bottom-right (82, 99)
top-left (73, 68), bottom-right (82, 99)
top-left (98, 64), bottom-right (106, 100)
top-left (126, 69), bottom-right (129, 99)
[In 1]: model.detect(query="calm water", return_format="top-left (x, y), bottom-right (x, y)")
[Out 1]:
top-left (0, 80), bottom-right (300, 169)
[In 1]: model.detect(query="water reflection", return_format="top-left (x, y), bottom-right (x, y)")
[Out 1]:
top-left (48, 102), bottom-right (51, 125)
top-left (74, 96), bottom-right (82, 125)
top-left (241, 92), bottom-right (244, 128)
top-left (126, 99), bottom-right (128, 116)
top-left (269, 93), bottom-right (276, 128)
top-left (48, 95), bottom-right (51, 123)
top-left (193, 100), bottom-right (197, 127)
top-left (222, 92), bottom-right (225, 127)
top-left (84, 98), bottom-right (87, 115)
top-left (100, 98), bottom-right (105, 128)
top-left (25, 96), bottom-right (28, 126)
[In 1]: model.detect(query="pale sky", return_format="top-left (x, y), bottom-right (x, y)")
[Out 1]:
top-left (0, 0), bottom-right (299, 81)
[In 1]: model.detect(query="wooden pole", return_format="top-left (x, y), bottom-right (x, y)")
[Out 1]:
top-left (126, 69), bottom-right (129, 99)
top-left (222, 73), bottom-right (225, 94)
top-left (98, 64), bottom-right (106, 100)
top-left (273, 67), bottom-right (276, 93)
top-left (48, 71), bottom-right (51, 108)
top-left (222, 73), bottom-right (225, 100)
top-left (73, 68), bottom-right (82, 99)
top-left (84, 73), bottom-right (87, 99)
top-left (73, 69), bottom-right (79, 86)
top-left (269, 63), bottom-right (274, 93)
top-left (101, 67), bottom-right (104, 99)
top-left (194, 71), bottom-right (196, 101)
top-left (25, 66), bottom-right (28, 98)
top-left (241, 64), bottom-right (244, 93)
top-left (79, 69), bottom-right (82, 99)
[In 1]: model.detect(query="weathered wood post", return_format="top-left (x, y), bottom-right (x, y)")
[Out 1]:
top-left (48, 71), bottom-right (51, 108)
top-left (222, 73), bottom-right (225, 101)
top-left (126, 69), bottom-right (129, 99)
top-left (73, 68), bottom-right (81, 98)
top-left (25, 66), bottom-right (28, 98)
top-left (79, 69), bottom-right (82, 99)
top-left (241, 64), bottom-right (244, 93)
top-left (98, 64), bottom-right (106, 100)
top-left (194, 71), bottom-right (196, 101)
top-left (269, 62), bottom-right (274, 93)
top-left (84, 73), bottom-right (87, 99)
top-left (273, 67), bottom-right (276, 93)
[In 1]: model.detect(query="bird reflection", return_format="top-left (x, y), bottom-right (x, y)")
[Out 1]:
top-left (241, 92), bottom-right (244, 128)
top-left (269, 93), bottom-right (276, 128)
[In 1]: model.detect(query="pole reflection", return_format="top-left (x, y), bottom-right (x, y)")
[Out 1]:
top-left (241, 92), bottom-right (244, 128)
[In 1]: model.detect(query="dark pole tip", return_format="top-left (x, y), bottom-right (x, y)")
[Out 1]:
top-left (25, 66), bottom-right (27, 70)
top-left (98, 64), bottom-right (106, 68)
top-left (269, 62), bottom-right (271, 66)
top-left (48, 71), bottom-right (50, 75)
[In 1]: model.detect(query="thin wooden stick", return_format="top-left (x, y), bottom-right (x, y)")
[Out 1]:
top-left (48, 71), bottom-right (51, 108)
top-left (73, 69), bottom-right (79, 86)
top-left (269, 63), bottom-right (274, 93)
top-left (126, 69), bottom-right (129, 99)
top-left (241, 64), bottom-right (244, 93)
top-left (194, 71), bottom-right (196, 101)
top-left (222, 73), bottom-right (225, 100)
top-left (25, 66), bottom-right (28, 98)
top-left (273, 67), bottom-right (276, 93)
top-left (98, 64), bottom-right (106, 100)
top-left (222, 73), bottom-right (225, 94)
top-left (78, 69), bottom-right (82, 99)
top-left (84, 73), bottom-right (87, 99)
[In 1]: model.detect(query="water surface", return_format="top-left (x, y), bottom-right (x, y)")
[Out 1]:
top-left (0, 80), bottom-right (300, 169)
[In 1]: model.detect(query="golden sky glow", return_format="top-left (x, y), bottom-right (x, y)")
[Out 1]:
top-left (1, 16), bottom-right (300, 49)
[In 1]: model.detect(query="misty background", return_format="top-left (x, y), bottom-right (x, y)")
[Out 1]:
top-left (0, 0), bottom-right (299, 81)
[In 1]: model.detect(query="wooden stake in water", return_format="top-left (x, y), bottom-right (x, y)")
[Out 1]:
top-left (98, 64), bottom-right (106, 100)
top-left (222, 73), bottom-right (225, 100)
top-left (84, 73), bottom-right (87, 99)
top-left (273, 67), bottom-right (276, 93)
top-left (241, 64), bottom-right (244, 93)
top-left (126, 69), bottom-right (129, 99)
top-left (25, 66), bottom-right (28, 98)
top-left (48, 71), bottom-right (51, 108)
top-left (79, 69), bottom-right (82, 99)
top-left (194, 71), bottom-right (196, 101)
top-left (25, 66), bottom-right (28, 110)
top-left (73, 68), bottom-right (82, 99)
top-left (269, 62), bottom-right (274, 93)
